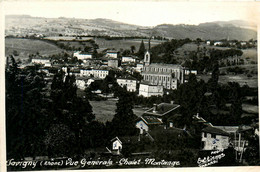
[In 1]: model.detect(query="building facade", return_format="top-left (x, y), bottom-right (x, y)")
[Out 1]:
top-left (73, 51), bottom-right (92, 60)
top-left (108, 59), bottom-right (119, 68)
top-left (106, 50), bottom-right (118, 59)
top-left (80, 69), bottom-right (109, 79)
top-left (117, 77), bottom-right (137, 92)
top-left (139, 82), bottom-right (163, 97)
top-left (201, 126), bottom-right (230, 150)
top-left (141, 51), bottom-right (184, 90)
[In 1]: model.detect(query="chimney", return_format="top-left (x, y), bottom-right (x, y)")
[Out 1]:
top-left (153, 104), bottom-right (158, 113)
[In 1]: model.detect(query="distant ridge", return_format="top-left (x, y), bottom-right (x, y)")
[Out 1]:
top-left (5, 15), bottom-right (257, 40)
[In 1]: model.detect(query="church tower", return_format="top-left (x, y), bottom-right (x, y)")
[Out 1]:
top-left (144, 38), bottom-right (151, 66)
top-left (144, 51), bottom-right (150, 66)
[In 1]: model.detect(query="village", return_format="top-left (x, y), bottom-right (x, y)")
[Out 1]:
top-left (5, 31), bottom-right (259, 169)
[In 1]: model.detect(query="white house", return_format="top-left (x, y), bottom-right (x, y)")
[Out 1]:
top-left (122, 56), bottom-right (136, 63)
top-left (136, 115), bottom-right (163, 134)
top-left (116, 77), bottom-right (137, 92)
top-left (201, 126), bottom-right (230, 150)
top-left (75, 77), bottom-right (88, 90)
top-left (214, 42), bottom-right (223, 46)
top-left (108, 59), bottom-right (119, 68)
top-left (80, 69), bottom-right (109, 79)
top-left (111, 137), bottom-right (122, 155)
top-left (206, 41), bottom-right (211, 45)
top-left (31, 58), bottom-right (50, 66)
top-left (184, 69), bottom-right (197, 75)
top-left (135, 63), bottom-right (144, 73)
top-left (139, 82), bottom-right (163, 97)
top-left (106, 50), bottom-right (118, 59)
top-left (73, 51), bottom-right (92, 60)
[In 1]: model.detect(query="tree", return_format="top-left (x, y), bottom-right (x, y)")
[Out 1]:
top-left (130, 45), bottom-right (136, 53)
top-left (6, 57), bottom-right (48, 159)
top-left (137, 40), bottom-right (146, 58)
top-left (109, 87), bottom-right (138, 137)
top-left (228, 82), bottom-right (243, 124)
top-left (49, 71), bottom-right (95, 156)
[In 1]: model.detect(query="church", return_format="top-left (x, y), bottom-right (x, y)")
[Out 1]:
top-left (141, 48), bottom-right (184, 90)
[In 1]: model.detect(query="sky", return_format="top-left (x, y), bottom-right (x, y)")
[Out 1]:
top-left (3, 1), bottom-right (260, 26)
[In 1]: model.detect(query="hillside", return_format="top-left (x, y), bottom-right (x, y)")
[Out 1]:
top-left (5, 15), bottom-right (257, 40)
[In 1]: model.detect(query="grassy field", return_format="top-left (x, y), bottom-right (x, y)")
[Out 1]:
top-left (90, 99), bottom-right (145, 123)
top-left (197, 74), bottom-right (258, 88)
top-left (44, 36), bottom-right (94, 41)
top-left (176, 43), bottom-right (257, 60)
top-left (5, 38), bottom-right (65, 60)
top-left (241, 48), bottom-right (257, 62)
top-left (95, 38), bottom-right (166, 51)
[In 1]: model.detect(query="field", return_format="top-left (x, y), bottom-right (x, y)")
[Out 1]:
top-left (176, 43), bottom-right (257, 61)
top-left (197, 74), bottom-right (258, 88)
top-left (90, 99), bottom-right (146, 123)
top-left (5, 38), bottom-right (65, 60)
top-left (44, 36), bottom-right (94, 41)
top-left (241, 48), bottom-right (258, 62)
top-left (95, 38), bottom-right (166, 52)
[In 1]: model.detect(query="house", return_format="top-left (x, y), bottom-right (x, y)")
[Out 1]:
top-left (214, 42), bottom-right (223, 46)
top-left (73, 51), bottom-right (92, 61)
top-left (109, 136), bottom-right (140, 155)
top-left (136, 115), bottom-right (163, 134)
top-left (122, 56), bottom-right (136, 63)
top-left (136, 102), bottom-right (181, 134)
top-left (144, 103), bottom-right (180, 118)
top-left (214, 125), bottom-right (253, 152)
top-left (106, 50), bottom-right (119, 59)
top-left (108, 58), bottom-right (119, 68)
top-left (201, 126), bottom-right (230, 150)
top-left (138, 82), bottom-right (163, 97)
top-left (206, 41), bottom-right (211, 45)
top-left (80, 69), bottom-right (109, 79)
top-left (75, 77), bottom-right (88, 90)
top-left (135, 63), bottom-right (144, 73)
top-left (110, 137), bottom-right (122, 155)
top-left (116, 77), bottom-right (137, 92)
top-left (31, 58), bottom-right (51, 67)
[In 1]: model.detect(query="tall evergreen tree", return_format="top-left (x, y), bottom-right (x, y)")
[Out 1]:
top-left (109, 87), bottom-right (138, 137)
top-left (6, 57), bottom-right (48, 159)
top-left (137, 40), bottom-right (146, 58)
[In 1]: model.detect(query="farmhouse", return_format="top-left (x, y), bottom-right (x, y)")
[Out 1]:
top-left (201, 126), bottom-right (230, 150)
top-left (117, 76), bottom-right (137, 92)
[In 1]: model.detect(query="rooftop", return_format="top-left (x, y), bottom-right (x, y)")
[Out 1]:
top-left (202, 126), bottom-right (229, 136)
top-left (148, 63), bottom-right (183, 69)
top-left (141, 115), bottom-right (163, 125)
top-left (145, 103), bottom-right (180, 116)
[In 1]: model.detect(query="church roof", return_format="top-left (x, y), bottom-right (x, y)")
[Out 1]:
top-left (148, 63), bottom-right (183, 69)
